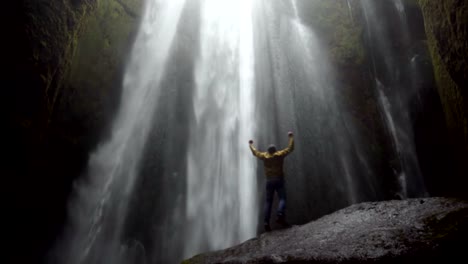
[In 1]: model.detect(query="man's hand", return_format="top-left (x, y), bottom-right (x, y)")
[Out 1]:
top-left (249, 140), bottom-right (254, 144)
top-left (288, 131), bottom-right (294, 137)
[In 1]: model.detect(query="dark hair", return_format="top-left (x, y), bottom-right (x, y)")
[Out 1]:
top-left (268, 144), bottom-right (277, 154)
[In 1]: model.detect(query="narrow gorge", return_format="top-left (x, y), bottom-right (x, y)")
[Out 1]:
top-left (5, 0), bottom-right (468, 263)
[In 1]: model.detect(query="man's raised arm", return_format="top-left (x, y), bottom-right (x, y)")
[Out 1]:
top-left (249, 140), bottom-right (266, 160)
top-left (277, 132), bottom-right (295, 157)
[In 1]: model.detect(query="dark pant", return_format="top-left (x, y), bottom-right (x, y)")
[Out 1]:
top-left (264, 177), bottom-right (286, 224)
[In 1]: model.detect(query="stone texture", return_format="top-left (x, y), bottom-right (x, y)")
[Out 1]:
top-left (418, 0), bottom-right (468, 190)
top-left (183, 197), bottom-right (468, 264)
top-left (55, 0), bottom-right (143, 151)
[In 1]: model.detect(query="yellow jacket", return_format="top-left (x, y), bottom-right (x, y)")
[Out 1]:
top-left (250, 137), bottom-right (294, 177)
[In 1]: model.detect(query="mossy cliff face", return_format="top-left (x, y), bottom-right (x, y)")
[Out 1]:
top-left (299, 0), bottom-right (365, 66)
top-left (56, 0), bottom-right (142, 151)
top-left (298, 0), bottom-right (370, 138)
top-left (7, 0), bottom-right (95, 139)
top-left (418, 0), bottom-right (468, 190)
top-left (298, 0), bottom-right (405, 201)
top-left (6, 1), bottom-right (96, 262)
top-left (5, 1), bottom-right (142, 263)
top-left (297, 0), bottom-right (452, 200)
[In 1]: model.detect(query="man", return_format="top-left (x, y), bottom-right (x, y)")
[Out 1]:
top-left (249, 131), bottom-right (294, 232)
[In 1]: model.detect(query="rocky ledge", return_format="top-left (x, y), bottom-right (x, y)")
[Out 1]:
top-left (183, 197), bottom-right (468, 263)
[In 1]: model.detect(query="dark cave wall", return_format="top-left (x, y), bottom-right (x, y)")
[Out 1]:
top-left (5, 1), bottom-right (143, 263)
top-left (5, 1), bottom-right (96, 263)
top-left (419, 0), bottom-right (468, 197)
top-left (333, 0), bottom-right (452, 200)
top-left (54, 0), bottom-right (142, 156)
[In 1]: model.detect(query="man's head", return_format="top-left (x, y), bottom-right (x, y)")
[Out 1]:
top-left (267, 144), bottom-right (277, 154)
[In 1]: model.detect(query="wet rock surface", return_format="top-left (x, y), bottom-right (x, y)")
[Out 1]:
top-left (184, 197), bottom-right (468, 263)
top-left (419, 0), bottom-right (468, 191)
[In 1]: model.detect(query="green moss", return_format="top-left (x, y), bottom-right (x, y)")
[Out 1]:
top-left (425, 30), bottom-right (465, 139)
top-left (61, 0), bottom-right (142, 136)
top-left (418, 0), bottom-right (468, 169)
top-left (181, 254), bottom-right (204, 264)
top-left (300, 0), bottom-right (365, 66)
top-left (14, 0), bottom-right (97, 133)
top-left (69, 0), bottom-right (139, 84)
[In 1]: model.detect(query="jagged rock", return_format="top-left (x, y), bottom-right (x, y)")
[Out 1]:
top-left (183, 197), bottom-right (468, 263)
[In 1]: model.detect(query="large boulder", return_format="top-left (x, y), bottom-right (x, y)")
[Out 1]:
top-left (183, 197), bottom-right (468, 263)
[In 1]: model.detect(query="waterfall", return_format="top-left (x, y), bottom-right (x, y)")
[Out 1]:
top-left (54, 0), bottom-right (259, 263)
top-left (346, 0), bottom-right (354, 22)
top-left (291, 0), bottom-right (300, 19)
top-left (376, 79), bottom-right (408, 198)
top-left (361, 0), bottom-right (428, 198)
top-left (54, 1), bottom-right (187, 263)
top-left (251, 0), bottom-right (378, 223)
top-left (184, 0), bottom-right (257, 257)
top-left (52, 0), bottom-right (435, 263)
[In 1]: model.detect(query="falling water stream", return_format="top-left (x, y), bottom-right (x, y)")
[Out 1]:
top-left (185, 0), bottom-right (257, 257)
top-left (56, 1), bottom-right (188, 263)
top-left (54, 0), bottom-right (433, 263)
top-left (361, 0), bottom-right (428, 198)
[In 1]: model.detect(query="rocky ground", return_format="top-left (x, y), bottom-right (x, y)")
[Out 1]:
top-left (183, 197), bottom-right (468, 263)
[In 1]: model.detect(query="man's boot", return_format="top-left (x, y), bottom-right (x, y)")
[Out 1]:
top-left (264, 222), bottom-right (271, 232)
top-left (275, 214), bottom-right (290, 227)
